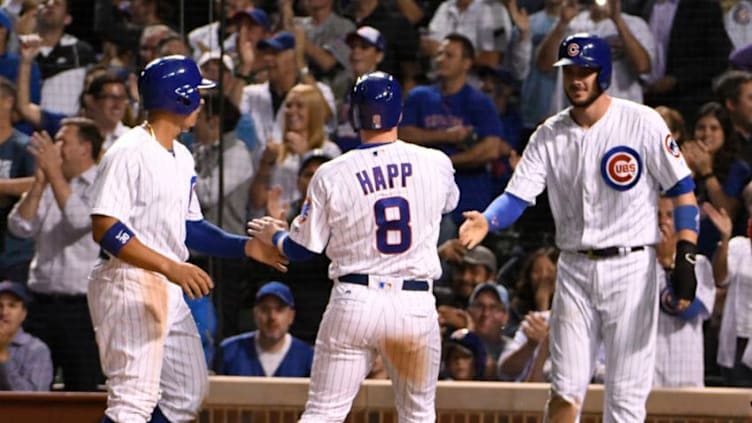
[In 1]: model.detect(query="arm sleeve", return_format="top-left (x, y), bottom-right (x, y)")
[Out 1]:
top-left (288, 170), bottom-right (331, 253)
top-left (275, 231), bottom-right (316, 261)
top-left (482, 192), bottom-right (529, 232)
top-left (185, 219), bottom-right (247, 258)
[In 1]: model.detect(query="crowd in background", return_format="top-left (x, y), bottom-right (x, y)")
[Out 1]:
top-left (0, 0), bottom-right (750, 392)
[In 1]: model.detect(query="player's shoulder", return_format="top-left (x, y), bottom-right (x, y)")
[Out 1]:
top-left (102, 126), bottom-right (150, 158)
top-left (397, 140), bottom-right (453, 164)
top-left (728, 235), bottom-right (751, 252)
top-left (610, 97), bottom-right (664, 122)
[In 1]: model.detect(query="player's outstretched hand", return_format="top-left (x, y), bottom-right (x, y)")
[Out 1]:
top-left (165, 262), bottom-right (214, 300)
top-left (247, 216), bottom-right (288, 245)
top-left (245, 238), bottom-right (289, 273)
top-left (459, 211), bottom-right (489, 249)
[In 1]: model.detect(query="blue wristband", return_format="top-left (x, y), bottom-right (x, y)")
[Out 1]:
top-left (100, 221), bottom-right (135, 256)
top-left (674, 204), bottom-right (700, 233)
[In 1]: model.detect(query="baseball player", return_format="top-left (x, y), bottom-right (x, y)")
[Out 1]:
top-left (460, 34), bottom-right (700, 422)
top-left (248, 71), bottom-right (460, 422)
top-left (87, 55), bottom-right (287, 423)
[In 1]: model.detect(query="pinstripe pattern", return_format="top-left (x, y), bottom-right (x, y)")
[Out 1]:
top-left (291, 140), bottom-right (459, 422)
top-left (508, 98), bottom-right (691, 251)
top-left (88, 125), bottom-right (207, 423)
top-left (88, 262), bottom-right (207, 423)
top-left (548, 249), bottom-right (658, 423)
top-left (507, 98), bottom-right (694, 423)
top-left (290, 141), bottom-right (459, 280)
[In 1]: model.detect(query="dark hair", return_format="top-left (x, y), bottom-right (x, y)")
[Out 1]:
top-left (60, 117), bottom-right (104, 160)
top-left (86, 72), bottom-right (126, 97)
top-left (201, 92), bottom-right (240, 133)
top-left (0, 76), bottom-right (16, 99)
top-left (513, 247), bottom-right (559, 317)
top-left (445, 33), bottom-right (475, 60)
top-left (694, 101), bottom-right (741, 185)
top-left (713, 70), bottom-right (752, 105)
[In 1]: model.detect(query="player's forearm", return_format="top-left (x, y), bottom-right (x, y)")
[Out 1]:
top-left (671, 192), bottom-right (699, 244)
top-left (450, 137), bottom-right (502, 169)
top-left (92, 215), bottom-right (175, 276)
top-left (0, 177), bottom-right (35, 196)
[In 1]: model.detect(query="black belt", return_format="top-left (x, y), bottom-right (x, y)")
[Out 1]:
top-left (338, 273), bottom-right (430, 291)
top-left (32, 292), bottom-right (87, 304)
top-left (577, 246), bottom-right (645, 259)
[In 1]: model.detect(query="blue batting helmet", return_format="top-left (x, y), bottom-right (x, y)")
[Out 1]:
top-left (553, 33), bottom-right (612, 91)
top-left (349, 71), bottom-right (402, 131)
top-left (138, 55), bottom-right (216, 115)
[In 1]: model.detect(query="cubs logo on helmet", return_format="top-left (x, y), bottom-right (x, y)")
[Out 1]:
top-left (567, 42), bottom-right (580, 57)
top-left (664, 134), bottom-right (681, 158)
top-left (600, 146), bottom-right (642, 191)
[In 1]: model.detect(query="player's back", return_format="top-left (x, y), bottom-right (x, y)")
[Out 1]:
top-left (290, 140), bottom-right (459, 281)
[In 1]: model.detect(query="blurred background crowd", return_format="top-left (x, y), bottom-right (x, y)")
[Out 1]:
top-left (0, 0), bottom-right (750, 393)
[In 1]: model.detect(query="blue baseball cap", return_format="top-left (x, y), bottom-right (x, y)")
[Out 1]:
top-left (0, 281), bottom-right (30, 305)
top-left (256, 281), bottom-right (294, 308)
top-left (446, 328), bottom-right (487, 380)
top-left (258, 31), bottom-right (295, 52)
top-left (346, 26), bottom-right (385, 52)
top-left (0, 10), bottom-right (12, 31)
top-left (231, 8), bottom-right (271, 32)
top-left (469, 282), bottom-right (510, 311)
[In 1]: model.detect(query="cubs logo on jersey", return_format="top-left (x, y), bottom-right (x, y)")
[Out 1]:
top-left (600, 146), bottom-right (642, 191)
top-left (664, 134), bottom-right (681, 158)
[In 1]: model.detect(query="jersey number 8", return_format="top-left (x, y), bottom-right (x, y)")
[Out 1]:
top-left (374, 196), bottom-right (412, 254)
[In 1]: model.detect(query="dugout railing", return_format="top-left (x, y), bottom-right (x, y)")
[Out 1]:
top-left (1, 377), bottom-right (749, 422)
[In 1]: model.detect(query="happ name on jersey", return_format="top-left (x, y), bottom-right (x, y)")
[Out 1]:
top-left (355, 162), bottom-right (413, 195)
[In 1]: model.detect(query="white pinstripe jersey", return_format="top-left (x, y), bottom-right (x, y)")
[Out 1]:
top-left (288, 140), bottom-right (460, 281)
top-left (90, 126), bottom-right (203, 263)
top-left (507, 98), bottom-right (692, 251)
